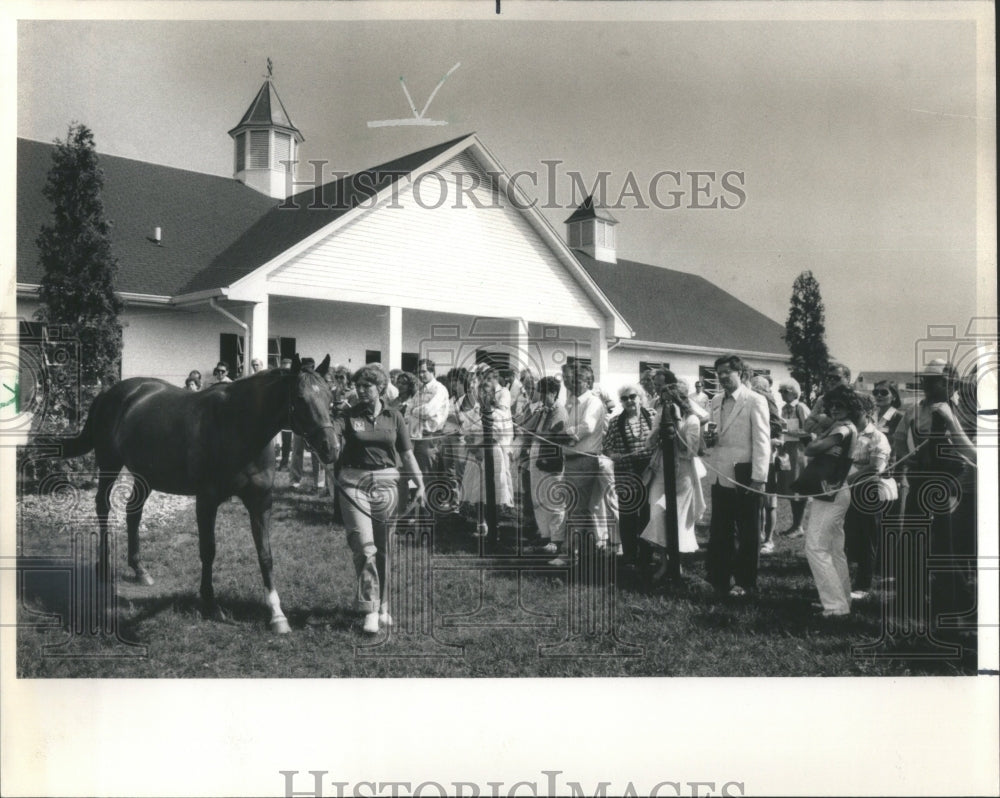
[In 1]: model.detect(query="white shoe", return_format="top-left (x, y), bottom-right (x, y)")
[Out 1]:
top-left (850, 590), bottom-right (870, 601)
top-left (379, 612), bottom-right (393, 627)
top-left (760, 540), bottom-right (775, 554)
top-left (362, 612), bottom-right (379, 634)
top-left (548, 557), bottom-right (568, 566)
top-left (541, 542), bottom-right (559, 555)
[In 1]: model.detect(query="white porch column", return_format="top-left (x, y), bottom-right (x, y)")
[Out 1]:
top-left (590, 320), bottom-right (609, 385)
top-left (508, 317), bottom-right (532, 376)
top-left (382, 305), bottom-right (403, 370)
top-left (248, 298), bottom-right (269, 374)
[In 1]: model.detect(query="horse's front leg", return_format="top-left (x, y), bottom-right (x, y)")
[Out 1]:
top-left (195, 493), bottom-right (227, 621)
top-left (240, 484), bottom-right (290, 633)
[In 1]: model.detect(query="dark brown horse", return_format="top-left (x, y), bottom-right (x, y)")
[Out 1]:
top-left (43, 354), bottom-right (336, 633)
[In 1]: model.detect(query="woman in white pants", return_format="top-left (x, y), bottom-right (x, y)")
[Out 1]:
top-left (802, 384), bottom-right (860, 617)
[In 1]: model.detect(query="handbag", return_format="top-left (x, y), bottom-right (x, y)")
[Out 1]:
top-left (878, 476), bottom-right (898, 502)
top-left (534, 442), bottom-right (564, 473)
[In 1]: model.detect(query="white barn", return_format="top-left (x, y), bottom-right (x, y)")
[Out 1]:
top-left (16, 76), bottom-right (791, 399)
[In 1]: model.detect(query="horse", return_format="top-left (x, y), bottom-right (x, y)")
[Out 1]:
top-left (38, 354), bottom-right (337, 633)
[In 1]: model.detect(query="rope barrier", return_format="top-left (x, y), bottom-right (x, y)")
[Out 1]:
top-left (303, 412), bottom-right (974, 522)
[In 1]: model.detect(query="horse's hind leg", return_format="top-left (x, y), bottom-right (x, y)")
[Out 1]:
top-left (195, 494), bottom-right (226, 622)
top-left (240, 485), bottom-right (290, 634)
top-left (95, 472), bottom-right (117, 585)
top-left (125, 478), bottom-right (154, 586)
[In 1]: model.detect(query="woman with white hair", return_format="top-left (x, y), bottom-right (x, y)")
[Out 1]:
top-left (602, 382), bottom-right (656, 569)
top-left (777, 377), bottom-right (811, 539)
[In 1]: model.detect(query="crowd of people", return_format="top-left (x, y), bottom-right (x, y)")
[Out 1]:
top-left (181, 353), bottom-right (980, 633)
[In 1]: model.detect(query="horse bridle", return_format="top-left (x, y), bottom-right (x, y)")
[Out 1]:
top-left (288, 372), bottom-right (336, 454)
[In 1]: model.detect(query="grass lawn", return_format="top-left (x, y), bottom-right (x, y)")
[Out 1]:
top-left (16, 470), bottom-right (978, 677)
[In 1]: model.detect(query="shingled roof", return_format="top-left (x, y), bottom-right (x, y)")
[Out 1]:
top-left (17, 134), bottom-right (471, 297)
top-left (228, 79), bottom-right (302, 139)
top-left (17, 137), bottom-right (277, 296)
top-left (574, 250), bottom-right (788, 355)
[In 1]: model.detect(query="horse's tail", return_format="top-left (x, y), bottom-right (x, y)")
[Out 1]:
top-left (32, 395), bottom-right (100, 459)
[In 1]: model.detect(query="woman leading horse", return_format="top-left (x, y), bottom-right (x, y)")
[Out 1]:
top-left (37, 354), bottom-right (337, 633)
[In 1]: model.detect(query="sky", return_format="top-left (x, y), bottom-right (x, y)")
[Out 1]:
top-left (10, 5), bottom-right (994, 373)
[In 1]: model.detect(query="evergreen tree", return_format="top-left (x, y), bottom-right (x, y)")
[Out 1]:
top-left (782, 270), bottom-right (830, 403)
top-left (33, 123), bottom-right (123, 442)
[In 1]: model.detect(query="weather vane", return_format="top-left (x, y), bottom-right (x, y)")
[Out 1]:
top-left (266, 57), bottom-right (273, 79)
top-left (368, 62), bottom-right (461, 128)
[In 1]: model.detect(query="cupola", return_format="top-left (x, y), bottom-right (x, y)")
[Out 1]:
top-left (228, 63), bottom-right (303, 199)
top-left (565, 195), bottom-right (618, 264)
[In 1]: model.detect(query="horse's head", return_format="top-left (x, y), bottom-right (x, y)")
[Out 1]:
top-left (288, 354), bottom-right (338, 464)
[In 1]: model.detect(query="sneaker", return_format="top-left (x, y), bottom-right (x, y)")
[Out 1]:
top-left (784, 528), bottom-right (804, 539)
top-left (850, 590), bottom-right (871, 601)
top-left (760, 540), bottom-right (775, 554)
top-left (362, 612), bottom-right (379, 634)
top-left (540, 542), bottom-right (559, 555)
top-left (821, 610), bottom-right (850, 618)
top-left (378, 612), bottom-right (393, 628)
top-left (290, 480), bottom-right (302, 489)
top-left (548, 557), bottom-right (568, 566)
top-left (728, 585), bottom-right (747, 598)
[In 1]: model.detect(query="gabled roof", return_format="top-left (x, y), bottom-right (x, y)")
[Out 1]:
top-left (564, 194), bottom-right (618, 225)
top-left (574, 250), bottom-right (788, 356)
top-left (181, 133), bottom-right (473, 293)
top-left (17, 138), bottom-right (278, 297)
top-left (228, 79), bottom-right (302, 139)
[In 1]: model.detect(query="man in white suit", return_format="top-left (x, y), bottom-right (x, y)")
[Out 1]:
top-left (703, 355), bottom-right (771, 597)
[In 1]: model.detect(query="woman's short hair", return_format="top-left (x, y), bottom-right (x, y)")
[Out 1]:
top-left (777, 378), bottom-right (801, 399)
top-left (332, 365), bottom-right (352, 383)
top-left (395, 371), bottom-right (417, 399)
top-left (618, 382), bottom-right (644, 400)
top-left (750, 374), bottom-right (771, 392)
top-left (873, 379), bottom-right (902, 409)
top-left (352, 364), bottom-right (389, 394)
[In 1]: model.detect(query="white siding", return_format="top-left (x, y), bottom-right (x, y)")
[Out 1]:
top-left (268, 152), bottom-right (604, 329)
top-left (607, 346), bottom-right (792, 403)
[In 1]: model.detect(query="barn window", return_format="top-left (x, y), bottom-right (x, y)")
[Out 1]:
top-left (699, 365), bottom-right (720, 397)
top-left (220, 333), bottom-right (244, 377)
top-left (235, 132), bottom-right (246, 172)
top-left (249, 131), bottom-right (270, 169)
top-left (568, 223), bottom-right (581, 248)
top-left (274, 132), bottom-right (291, 171)
top-left (401, 353), bottom-right (419, 374)
top-left (365, 349), bottom-right (382, 365)
top-left (267, 336), bottom-right (296, 369)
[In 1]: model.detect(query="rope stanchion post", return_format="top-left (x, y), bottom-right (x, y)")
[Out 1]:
top-left (660, 408), bottom-right (681, 583)
top-left (481, 397), bottom-right (499, 549)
